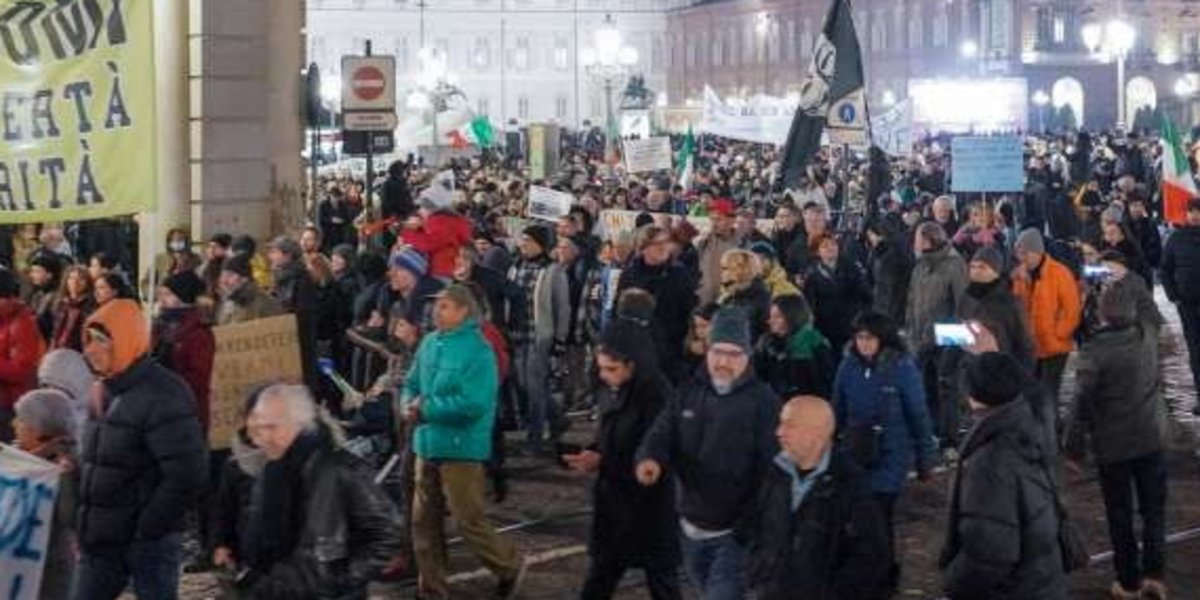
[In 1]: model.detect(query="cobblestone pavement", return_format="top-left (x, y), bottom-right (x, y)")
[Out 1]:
top-left (161, 290), bottom-right (1200, 599)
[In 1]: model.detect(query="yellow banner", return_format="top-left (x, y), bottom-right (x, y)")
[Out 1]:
top-left (0, 0), bottom-right (157, 224)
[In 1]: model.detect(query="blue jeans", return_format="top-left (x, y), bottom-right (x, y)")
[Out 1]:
top-left (72, 533), bottom-right (183, 600)
top-left (513, 342), bottom-right (559, 448)
top-left (680, 533), bottom-right (747, 600)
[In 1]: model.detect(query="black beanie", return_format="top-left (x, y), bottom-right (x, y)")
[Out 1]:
top-left (522, 225), bottom-right (553, 253)
top-left (966, 352), bottom-right (1026, 407)
top-left (162, 271), bottom-right (205, 305)
top-left (222, 253), bottom-right (253, 279)
top-left (0, 268), bottom-right (18, 298)
top-left (29, 252), bottom-right (64, 280)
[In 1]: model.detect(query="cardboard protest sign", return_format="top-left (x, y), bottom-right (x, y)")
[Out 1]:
top-left (0, 444), bottom-right (61, 600)
top-left (207, 314), bottom-right (304, 450)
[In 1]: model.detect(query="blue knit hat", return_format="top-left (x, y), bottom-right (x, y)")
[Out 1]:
top-left (389, 247), bottom-right (429, 278)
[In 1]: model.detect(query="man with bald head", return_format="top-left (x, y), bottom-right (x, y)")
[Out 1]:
top-left (744, 396), bottom-right (891, 600)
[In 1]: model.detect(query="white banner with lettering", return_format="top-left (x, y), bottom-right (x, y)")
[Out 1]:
top-left (699, 86), bottom-right (797, 146)
top-left (623, 137), bottom-right (673, 173)
top-left (527, 186), bottom-right (576, 222)
top-left (0, 444), bottom-right (61, 600)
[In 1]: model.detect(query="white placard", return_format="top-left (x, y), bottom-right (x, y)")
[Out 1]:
top-left (623, 137), bottom-right (673, 173)
top-left (0, 444), bottom-right (61, 600)
top-left (527, 186), bottom-right (575, 222)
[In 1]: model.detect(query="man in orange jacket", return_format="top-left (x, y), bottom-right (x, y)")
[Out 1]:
top-left (1011, 228), bottom-right (1081, 422)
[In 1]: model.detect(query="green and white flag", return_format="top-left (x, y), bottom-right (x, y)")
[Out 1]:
top-left (677, 126), bottom-right (696, 191)
top-left (447, 116), bottom-right (496, 149)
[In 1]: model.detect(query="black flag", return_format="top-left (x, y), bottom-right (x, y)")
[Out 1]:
top-left (780, 0), bottom-right (868, 190)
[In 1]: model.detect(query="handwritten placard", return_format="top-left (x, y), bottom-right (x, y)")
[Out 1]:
top-left (207, 314), bottom-right (304, 450)
top-left (951, 136), bottom-right (1025, 193)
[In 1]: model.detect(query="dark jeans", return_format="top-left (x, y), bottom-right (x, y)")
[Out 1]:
top-left (1097, 451), bottom-right (1168, 591)
top-left (1177, 301), bottom-right (1200, 404)
top-left (919, 346), bottom-right (963, 448)
top-left (1036, 353), bottom-right (1070, 432)
top-left (873, 492), bottom-right (899, 585)
top-left (680, 533), bottom-right (747, 600)
top-left (0, 404), bottom-right (12, 443)
top-left (72, 533), bottom-right (184, 600)
top-left (580, 555), bottom-right (682, 600)
top-left (198, 449), bottom-right (231, 552)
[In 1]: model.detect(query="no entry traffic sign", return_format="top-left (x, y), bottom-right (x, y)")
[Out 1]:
top-left (351, 65), bottom-right (386, 102)
top-left (341, 55), bottom-right (396, 112)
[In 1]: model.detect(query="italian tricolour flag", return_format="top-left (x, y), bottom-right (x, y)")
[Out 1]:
top-left (446, 116), bottom-right (496, 150)
top-left (1161, 116), bottom-right (1197, 225)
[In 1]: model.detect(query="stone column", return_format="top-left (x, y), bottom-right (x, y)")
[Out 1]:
top-left (188, 0), bottom-right (306, 242)
top-left (139, 0), bottom-right (191, 284)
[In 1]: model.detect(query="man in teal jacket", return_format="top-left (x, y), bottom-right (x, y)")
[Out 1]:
top-left (405, 283), bottom-right (527, 599)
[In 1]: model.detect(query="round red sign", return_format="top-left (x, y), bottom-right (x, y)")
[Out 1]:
top-left (351, 65), bottom-right (386, 102)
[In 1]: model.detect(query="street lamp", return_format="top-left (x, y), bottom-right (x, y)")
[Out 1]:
top-left (581, 14), bottom-right (639, 161)
top-left (1082, 19), bottom-right (1136, 127)
top-left (881, 89), bottom-right (897, 108)
top-left (960, 39), bottom-right (979, 58)
top-left (408, 47), bottom-right (464, 149)
top-left (755, 12), bottom-right (778, 94)
top-left (1175, 77), bottom-right (1195, 98)
top-left (1032, 89), bottom-right (1050, 133)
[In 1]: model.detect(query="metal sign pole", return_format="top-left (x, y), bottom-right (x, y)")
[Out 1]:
top-left (364, 40), bottom-right (374, 217)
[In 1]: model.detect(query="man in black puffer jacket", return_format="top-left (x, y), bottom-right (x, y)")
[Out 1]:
top-left (745, 396), bottom-right (891, 600)
top-left (864, 218), bottom-right (912, 325)
top-left (618, 225), bottom-right (697, 383)
top-left (1065, 285), bottom-right (1169, 599)
top-left (635, 308), bottom-right (778, 599)
top-left (75, 299), bottom-right (208, 599)
top-left (940, 352), bottom-right (1067, 600)
top-left (1161, 198), bottom-right (1200, 415)
top-left (960, 247), bottom-right (1036, 370)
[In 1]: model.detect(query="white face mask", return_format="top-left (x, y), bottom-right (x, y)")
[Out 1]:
top-left (169, 240), bottom-right (187, 253)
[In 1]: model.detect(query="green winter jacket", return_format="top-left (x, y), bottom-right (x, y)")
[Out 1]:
top-left (403, 318), bottom-right (499, 462)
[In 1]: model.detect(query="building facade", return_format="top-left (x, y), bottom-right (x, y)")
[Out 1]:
top-left (666, 0), bottom-right (1200, 131)
top-left (307, 0), bottom-right (689, 128)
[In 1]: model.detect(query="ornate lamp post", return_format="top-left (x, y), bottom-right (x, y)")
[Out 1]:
top-left (581, 14), bottom-right (638, 160)
top-left (1082, 19), bottom-right (1136, 127)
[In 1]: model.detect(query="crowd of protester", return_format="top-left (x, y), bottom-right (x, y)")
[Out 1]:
top-left (0, 125), bottom-right (1197, 600)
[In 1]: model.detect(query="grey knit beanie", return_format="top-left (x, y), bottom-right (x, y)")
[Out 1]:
top-left (708, 307), bottom-right (752, 353)
top-left (15, 388), bottom-right (79, 441)
top-left (1014, 228), bottom-right (1045, 255)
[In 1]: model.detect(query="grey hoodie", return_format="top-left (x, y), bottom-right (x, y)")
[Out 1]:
top-left (38, 349), bottom-right (94, 435)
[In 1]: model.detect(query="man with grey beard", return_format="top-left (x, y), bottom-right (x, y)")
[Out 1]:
top-left (636, 307), bottom-right (780, 599)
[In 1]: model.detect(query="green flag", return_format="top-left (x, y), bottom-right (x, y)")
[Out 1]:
top-left (469, 116), bottom-right (495, 148)
top-left (676, 126), bottom-right (695, 191)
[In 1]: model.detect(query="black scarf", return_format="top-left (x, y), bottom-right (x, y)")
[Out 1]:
top-left (965, 278), bottom-right (1002, 300)
top-left (243, 430), bottom-right (322, 570)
